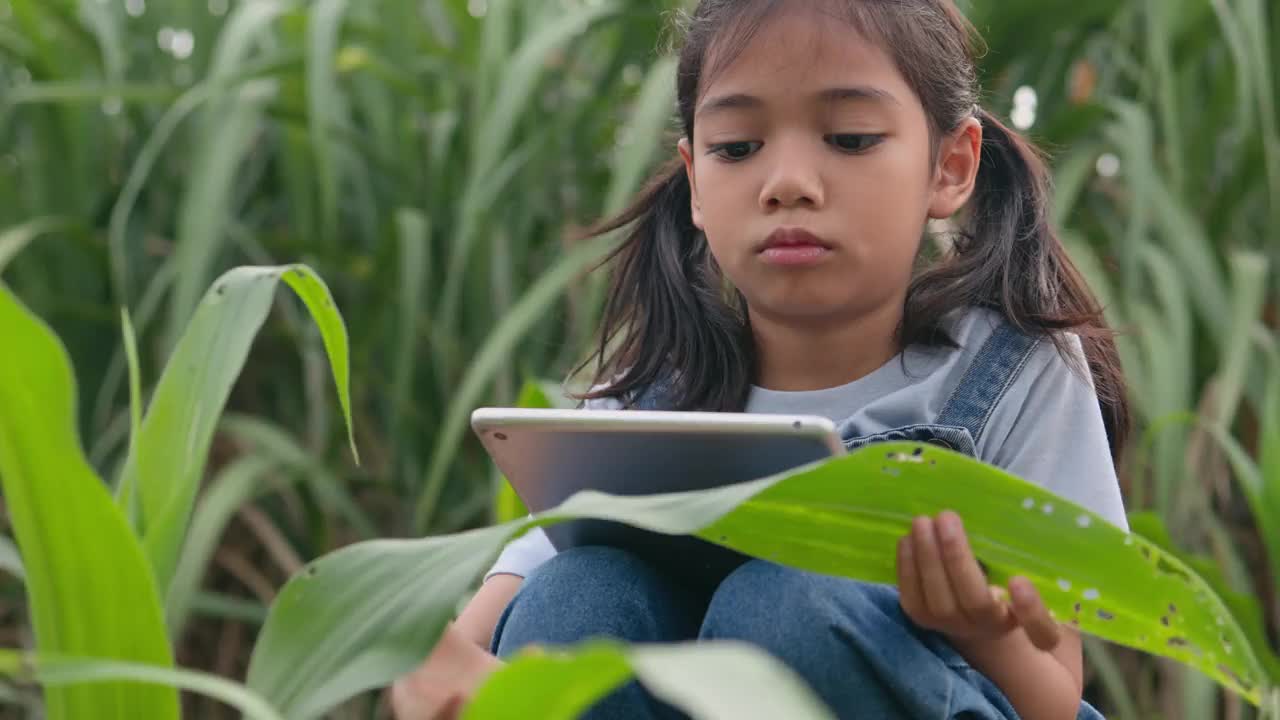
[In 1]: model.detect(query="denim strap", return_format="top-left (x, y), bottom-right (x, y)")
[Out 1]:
top-left (934, 320), bottom-right (1040, 446)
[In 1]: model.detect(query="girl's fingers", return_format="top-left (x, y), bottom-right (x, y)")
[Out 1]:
top-left (897, 535), bottom-right (927, 620)
top-left (911, 516), bottom-right (958, 620)
top-left (935, 512), bottom-right (1009, 629)
top-left (1009, 576), bottom-right (1062, 651)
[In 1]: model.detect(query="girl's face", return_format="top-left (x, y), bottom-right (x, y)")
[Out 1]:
top-left (678, 7), bottom-right (980, 330)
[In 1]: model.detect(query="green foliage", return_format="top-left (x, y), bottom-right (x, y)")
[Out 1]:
top-left (0, 0), bottom-right (1278, 717)
top-left (249, 440), bottom-right (1274, 716)
top-left (0, 265), bottom-right (353, 717)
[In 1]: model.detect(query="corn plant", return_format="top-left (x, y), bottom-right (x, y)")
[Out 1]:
top-left (2, 0), bottom-right (1279, 717)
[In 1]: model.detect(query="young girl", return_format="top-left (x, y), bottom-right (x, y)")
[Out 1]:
top-left (392, 1), bottom-right (1129, 718)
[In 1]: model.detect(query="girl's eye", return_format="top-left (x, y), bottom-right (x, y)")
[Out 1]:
top-left (827, 134), bottom-right (884, 153)
top-left (709, 141), bottom-right (762, 162)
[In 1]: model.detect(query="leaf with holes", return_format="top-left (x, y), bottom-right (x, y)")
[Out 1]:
top-left (691, 445), bottom-right (1270, 702)
top-left (251, 442), bottom-right (1269, 715)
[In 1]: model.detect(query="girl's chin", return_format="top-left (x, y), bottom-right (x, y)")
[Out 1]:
top-left (743, 295), bottom-right (863, 325)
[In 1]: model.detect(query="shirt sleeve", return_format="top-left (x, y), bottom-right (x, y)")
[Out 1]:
top-left (483, 525), bottom-right (557, 582)
top-left (977, 333), bottom-right (1130, 531)
top-left (480, 391), bottom-right (624, 582)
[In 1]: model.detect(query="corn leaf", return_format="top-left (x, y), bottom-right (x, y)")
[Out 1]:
top-left (0, 650), bottom-right (283, 720)
top-left (121, 265), bottom-right (356, 600)
top-left (251, 442), bottom-right (1269, 716)
top-left (0, 285), bottom-right (177, 720)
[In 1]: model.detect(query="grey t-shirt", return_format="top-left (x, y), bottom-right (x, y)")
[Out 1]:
top-left (485, 307), bottom-right (1128, 580)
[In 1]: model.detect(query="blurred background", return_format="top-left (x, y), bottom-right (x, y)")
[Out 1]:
top-left (0, 0), bottom-right (1277, 717)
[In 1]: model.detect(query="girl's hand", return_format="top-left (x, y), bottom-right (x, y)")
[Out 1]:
top-left (390, 623), bottom-right (504, 720)
top-left (896, 511), bottom-right (1062, 652)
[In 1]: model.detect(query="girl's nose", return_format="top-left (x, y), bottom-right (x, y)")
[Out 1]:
top-left (759, 141), bottom-right (825, 211)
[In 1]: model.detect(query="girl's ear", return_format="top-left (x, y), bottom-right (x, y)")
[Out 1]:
top-left (677, 137), bottom-right (705, 230)
top-left (928, 117), bottom-right (982, 220)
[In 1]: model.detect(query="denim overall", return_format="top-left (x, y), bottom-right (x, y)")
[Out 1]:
top-left (491, 320), bottom-right (1106, 719)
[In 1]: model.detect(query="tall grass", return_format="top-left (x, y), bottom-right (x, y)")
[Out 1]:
top-left (1, 0), bottom-right (1277, 717)
top-left (2, 0), bottom-right (681, 532)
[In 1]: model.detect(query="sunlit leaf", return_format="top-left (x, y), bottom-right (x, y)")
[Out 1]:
top-left (253, 442), bottom-right (1268, 716)
top-left (121, 265), bottom-right (356, 598)
top-left (0, 285), bottom-right (177, 720)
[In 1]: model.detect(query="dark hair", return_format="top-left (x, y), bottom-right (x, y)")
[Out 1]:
top-left (573, 0), bottom-right (1130, 458)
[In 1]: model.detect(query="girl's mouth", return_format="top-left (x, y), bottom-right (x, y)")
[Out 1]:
top-left (761, 245), bottom-right (831, 265)
top-left (758, 227), bottom-right (834, 266)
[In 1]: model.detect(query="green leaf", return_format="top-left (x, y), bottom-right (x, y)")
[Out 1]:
top-left (1127, 512), bottom-right (1280, 683)
top-left (3, 82), bottom-right (175, 105)
top-left (1212, 251), bottom-right (1270, 428)
top-left (391, 208), bottom-right (431, 442)
top-left (306, 0), bottom-right (351, 248)
top-left (121, 264), bottom-right (356, 599)
top-left (462, 644), bottom-right (633, 720)
top-left (691, 448), bottom-right (1264, 701)
top-left (253, 442), bottom-right (1268, 716)
top-left (166, 79), bottom-right (276, 347)
top-left (464, 641), bottom-right (836, 720)
top-left (165, 455), bottom-right (278, 641)
top-left (117, 308), bottom-right (143, 525)
top-left (0, 285), bottom-right (178, 720)
top-left (248, 522), bottom-right (517, 717)
top-left (0, 651), bottom-right (284, 720)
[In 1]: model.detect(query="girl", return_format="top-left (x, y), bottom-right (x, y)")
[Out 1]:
top-left (392, 1), bottom-right (1129, 718)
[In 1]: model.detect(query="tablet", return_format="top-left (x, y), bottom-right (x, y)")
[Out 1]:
top-left (471, 407), bottom-right (845, 591)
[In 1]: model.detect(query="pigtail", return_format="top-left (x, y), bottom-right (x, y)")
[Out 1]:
top-left (904, 108), bottom-right (1130, 458)
top-left (572, 158), bottom-right (754, 411)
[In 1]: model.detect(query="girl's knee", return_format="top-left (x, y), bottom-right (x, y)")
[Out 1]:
top-left (524, 545), bottom-right (650, 590)
top-left (700, 560), bottom-right (886, 646)
top-left (493, 545), bottom-right (702, 657)
top-left (508, 546), bottom-right (664, 624)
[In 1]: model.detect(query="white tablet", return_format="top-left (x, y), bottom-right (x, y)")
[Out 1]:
top-left (471, 407), bottom-right (845, 590)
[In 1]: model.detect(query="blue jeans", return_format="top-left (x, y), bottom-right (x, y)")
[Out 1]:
top-left (491, 546), bottom-right (1106, 719)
